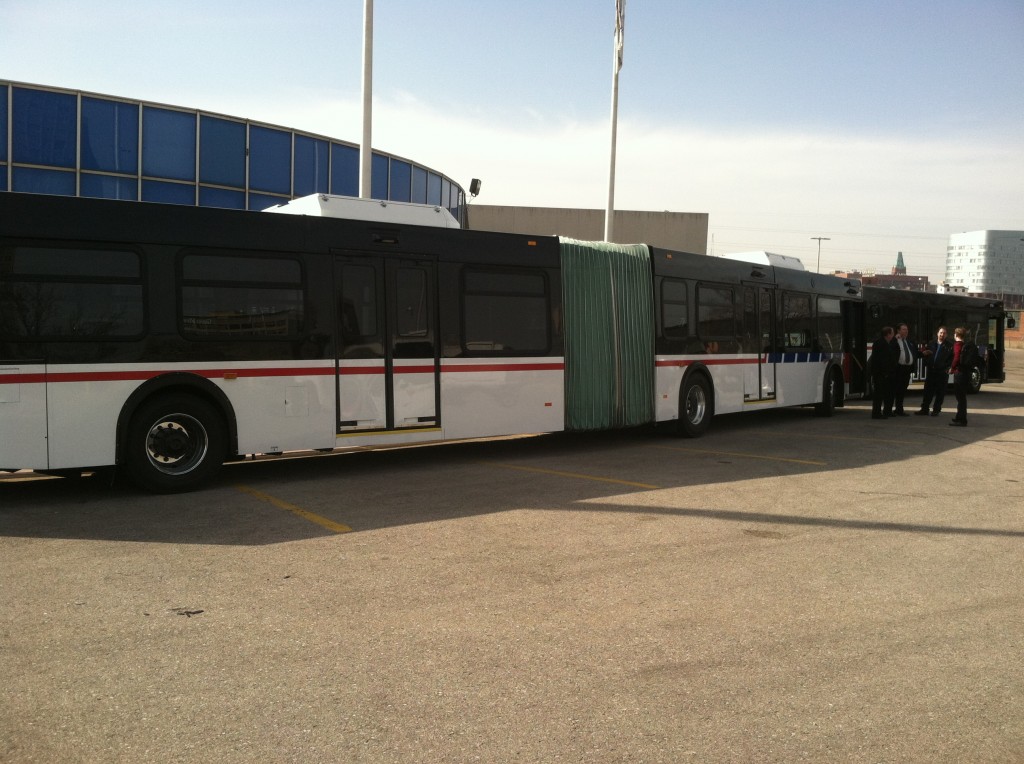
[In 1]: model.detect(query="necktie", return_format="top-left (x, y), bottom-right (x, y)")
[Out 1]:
top-left (900, 339), bottom-right (909, 365)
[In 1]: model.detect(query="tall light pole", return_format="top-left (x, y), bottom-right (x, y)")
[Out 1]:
top-left (811, 236), bottom-right (830, 273)
top-left (604, 0), bottom-right (625, 242)
top-left (359, 0), bottom-right (373, 199)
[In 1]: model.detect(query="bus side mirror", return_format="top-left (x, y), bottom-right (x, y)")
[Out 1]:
top-left (1007, 317), bottom-right (1017, 329)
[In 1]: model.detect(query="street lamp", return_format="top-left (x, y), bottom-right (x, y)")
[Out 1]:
top-left (811, 236), bottom-right (830, 273)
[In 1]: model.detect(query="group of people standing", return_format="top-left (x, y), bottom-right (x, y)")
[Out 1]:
top-left (870, 323), bottom-right (977, 426)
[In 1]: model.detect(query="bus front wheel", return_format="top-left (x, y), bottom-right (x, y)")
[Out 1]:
top-left (124, 394), bottom-right (226, 493)
top-left (677, 374), bottom-right (713, 438)
top-left (814, 369), bottom-right (841, 417)
top-left (968, 366), bottom-right (983, 394)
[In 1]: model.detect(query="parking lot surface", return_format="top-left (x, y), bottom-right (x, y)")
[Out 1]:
top-left (3, 352), bottom-right (1023, 763)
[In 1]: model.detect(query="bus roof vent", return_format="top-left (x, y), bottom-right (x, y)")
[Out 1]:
top-left (263, 194), bottom-right (460, 228)
top-left (722, 251), bottom-right (806, 271)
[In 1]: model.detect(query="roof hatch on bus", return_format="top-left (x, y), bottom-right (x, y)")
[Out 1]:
top-left (263, 194), bottom-right (461, 228)
top-left (723, 251), bottom-right (807, 270)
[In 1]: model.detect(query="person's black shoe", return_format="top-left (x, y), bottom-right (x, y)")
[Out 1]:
top-left (949, 420), bottom-right (966, 427)
top-left (871, 414), bottom-right (884, 419)
top-left (930, 411), bottom-right (940, 416)
top-left (914, 409), bottom-right (928, 416)
top-left (895, 411), bottom-right (909, 417)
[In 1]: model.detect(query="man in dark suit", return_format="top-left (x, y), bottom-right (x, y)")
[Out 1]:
top-left (871, 326), bottom-right (896, 419)
top-left (916, 325), bottom-right (952, 416)
top-left (891, 322), bottom-right (917, 416)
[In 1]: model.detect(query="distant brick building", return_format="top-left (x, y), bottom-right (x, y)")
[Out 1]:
top-left (833, 252), bottom-right (930, 291)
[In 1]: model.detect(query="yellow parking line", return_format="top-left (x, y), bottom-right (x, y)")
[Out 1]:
top-left (235, 484), bottom-right (353, 533)
top-left (485, 462), bottom-right (659, 490)
top-left (653, 445), bottom-right (827, 466)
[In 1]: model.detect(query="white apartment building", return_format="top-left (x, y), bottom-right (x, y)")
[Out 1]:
top-left (945, 230), bottom-right (1024, 306)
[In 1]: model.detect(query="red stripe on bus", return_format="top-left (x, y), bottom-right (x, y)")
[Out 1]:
top-left (3, 367), bottom-right (338, 384)
top-left (441, 362), bottom-right (565, 373)
top-left (1, 361), bottom-right (565, 385)
top-left (655, 358), bottom-right (758, 367)
top-left (1, 373), bottom-right (48, 384)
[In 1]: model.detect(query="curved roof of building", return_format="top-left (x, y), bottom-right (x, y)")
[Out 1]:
top-left (0, 80), bottom-right (465, 221)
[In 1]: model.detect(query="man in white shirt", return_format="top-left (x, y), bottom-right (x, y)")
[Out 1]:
top-left (891, 322), bottom-right (917, 416)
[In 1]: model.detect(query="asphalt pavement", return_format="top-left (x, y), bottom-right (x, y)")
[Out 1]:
top-left (2, 352), bottom-right (1023, 763)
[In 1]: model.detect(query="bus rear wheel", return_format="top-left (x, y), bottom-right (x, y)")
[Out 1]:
top-left (125, 394), bottom-right (226, 493)
top-left (677, 374), bottom-right (713, 438)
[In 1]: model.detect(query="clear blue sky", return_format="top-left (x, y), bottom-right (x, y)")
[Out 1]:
top-left (3, 0), bottom-right (1023, 280)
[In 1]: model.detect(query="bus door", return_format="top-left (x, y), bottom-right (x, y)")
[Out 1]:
top-left (845, 301), bottom-right (868, 395)
top-left (742, 285), bottom-right (776, 400)
top-left (334, 255), bottom-right (438, 432)
top-left (986, 312), bottom-right (1005, 383)
top-left (0, 362), bottom-right (48, 468)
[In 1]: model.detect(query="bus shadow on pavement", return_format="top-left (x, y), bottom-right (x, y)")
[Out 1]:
top-left (3, 389), bottom-right (1023, 545)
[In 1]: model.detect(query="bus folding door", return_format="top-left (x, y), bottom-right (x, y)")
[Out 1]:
top-left (334, 255), bottom-right (439, 433)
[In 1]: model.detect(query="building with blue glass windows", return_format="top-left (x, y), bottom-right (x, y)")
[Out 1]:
top-left (0, 80), bottom-right (466, 221)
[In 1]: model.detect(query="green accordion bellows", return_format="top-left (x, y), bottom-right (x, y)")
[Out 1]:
top-left (559, 238), bottom-right (655, 431)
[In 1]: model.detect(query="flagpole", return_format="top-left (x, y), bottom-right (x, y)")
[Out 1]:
top-left (604, 0), bottom-right (625, 242)
top-left (359, 0), bottom-right (373, 199)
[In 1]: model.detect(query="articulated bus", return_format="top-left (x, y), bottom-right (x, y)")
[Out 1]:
top-left (0, 192), bottom-right (993, 492)
top-left (854, 286), bottom-right (1008, 396)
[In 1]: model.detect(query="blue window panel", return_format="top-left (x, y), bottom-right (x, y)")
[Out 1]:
top-left (142, 179), bottom-right (195, 205)
top-left (411, 166), bottom-right (427, 204)
top-left (371, 153), bottom-right (389, 200)
top-left (249, 125), bottom-right (291, 194)
top-left (330, 143), bottom-right (358, 197)
top-left (440, 180), bottom-right (452, 216)
top-left (143, 107), bottom-right (196, 181)
top-left (12, 167), bottom-right (76, 195)
top-left (249, 192), bottom-right (288, 211)
top-left (81, 97), bottom-right (138, 174)
top-left (12, 88), bottom-right (77, 167)
top-left (294, 135), bottom-right (328, 196)
top-left (0, 86), bottom-right (7, 162)
top-left (81, 173), bottom-right (137, 200)
top-left (199, 116), bottom-right (245, 187)
top-left (426, 172), bottom-right (442, 206)
top-left (450, 186), bottom-right (463, 221)
top-left (199, 186), bottom-right (245, 209)
top-left (389, 160), bottom-right (412, 203)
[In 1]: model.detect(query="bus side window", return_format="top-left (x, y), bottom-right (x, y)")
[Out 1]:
top-left (782, 292), bottom-right (812, 350)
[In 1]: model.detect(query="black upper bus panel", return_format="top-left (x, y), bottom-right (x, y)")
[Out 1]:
top-left (0, 192), bottom-right (563, 269)
top-left (648, 246), bottom-right (861, 300)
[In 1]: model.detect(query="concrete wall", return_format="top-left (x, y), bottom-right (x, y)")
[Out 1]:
top-left (466, 205), bottom-right (709, 255)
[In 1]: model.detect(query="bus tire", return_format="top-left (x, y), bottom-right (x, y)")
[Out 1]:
top-left (968, 366), bottom-right (982, 394)
top-left (677, 374), bottom-right (713, 438)
top-left (814, 369), bottom-right (841, 417)
top-left (124, 393), bottom-right (226, 493)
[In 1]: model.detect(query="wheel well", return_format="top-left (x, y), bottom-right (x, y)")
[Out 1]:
top-left (680, 365), bottom-right (714, 407)
top-left (116, 374), bottom-right (238, 465)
